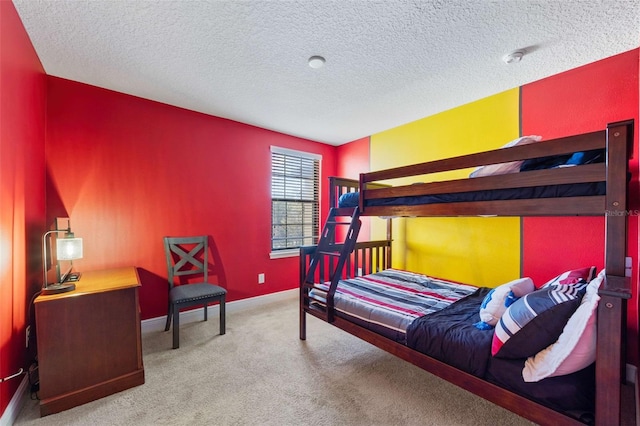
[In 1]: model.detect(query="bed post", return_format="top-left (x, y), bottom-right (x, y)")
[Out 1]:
top-left (358, 173), bottom-right (366, 214)
top-left (596, 120), bottom-right (633, 425)
top-left (300, 246), bottom-right (308, 340)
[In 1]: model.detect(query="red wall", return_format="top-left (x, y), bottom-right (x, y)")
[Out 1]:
top-left (46, 78), bottom-right (338, 320)
top-left (336, 136), bottom-right (370, 179)
top-left (336, 137), bottom-right (373, 240)
top-left (0, 0), bottom-right (47, 417)
top-left (521, 49), bottom-right (640, 362)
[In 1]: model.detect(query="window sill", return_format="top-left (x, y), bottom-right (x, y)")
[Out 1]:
top-left (269, 249), bottom-right (299, 259)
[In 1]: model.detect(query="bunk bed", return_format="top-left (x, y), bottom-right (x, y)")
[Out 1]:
top-left (299, 120), bottom-right (634, 425)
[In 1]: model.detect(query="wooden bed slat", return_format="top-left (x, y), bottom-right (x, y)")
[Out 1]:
top-left (363, 196), bottom-right (605, 217)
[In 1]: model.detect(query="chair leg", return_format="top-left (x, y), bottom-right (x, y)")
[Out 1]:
top-left (220, 296), bottom-right (226, 335)
top-left (164, 303), bottom-right (172, 331)
top-left (204, 302), bottom-right (208, 321)
top-left (172, 304), bottom-right (180, 349)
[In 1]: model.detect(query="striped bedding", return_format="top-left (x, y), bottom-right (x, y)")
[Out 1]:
top-left (309, 268), bottom-right (478, 342)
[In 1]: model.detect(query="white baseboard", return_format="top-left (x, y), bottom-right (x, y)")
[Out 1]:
top-left (627, 363), bottom-right (637, 384)
top-left (0, 375), bottom-right (29, 426)
top-left (141, 288), bottom-right (297, 334)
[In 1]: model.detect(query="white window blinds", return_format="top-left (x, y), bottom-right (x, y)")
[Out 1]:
top-left (270, 147), bottom-right (320, 251)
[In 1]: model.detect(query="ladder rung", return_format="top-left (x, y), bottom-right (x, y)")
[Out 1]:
top-left (333, 207), bottom-right (359, 216)
top-left (318, 251), bottom-right (340, 256)
top-left (326, 221), bottom-right (351, 225)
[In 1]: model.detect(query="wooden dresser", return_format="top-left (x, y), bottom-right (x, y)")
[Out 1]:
top-left (34, 266), bottom-right (145, 416)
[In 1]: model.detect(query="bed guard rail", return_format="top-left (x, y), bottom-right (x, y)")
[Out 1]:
top-left (300, 239), bottom-right (391, 322)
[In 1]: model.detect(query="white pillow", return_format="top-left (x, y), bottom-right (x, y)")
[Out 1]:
top-left (477, 277), bottom-right (535, 328)
top-left (469, 135), bottom-right (542, 178)
top-left (522, 269), bottom-right (604, 382)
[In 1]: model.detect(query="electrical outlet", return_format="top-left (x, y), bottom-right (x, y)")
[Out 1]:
top-left (25, 325), bottom-right (31, 348)
top-left (258, 273), bottom-right (265, 284)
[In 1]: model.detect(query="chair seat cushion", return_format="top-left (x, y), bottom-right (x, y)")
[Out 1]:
top-left (170, 283), bottom-right (226, 304)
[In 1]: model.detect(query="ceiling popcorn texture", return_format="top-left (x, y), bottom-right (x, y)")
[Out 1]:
top-left (13, 0), bottom-right (640, 145)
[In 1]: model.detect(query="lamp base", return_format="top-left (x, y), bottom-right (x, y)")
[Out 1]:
top-left (42, 282), bottom-right (76, 295)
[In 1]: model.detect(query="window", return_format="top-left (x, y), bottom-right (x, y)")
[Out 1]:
top-left (270, 147), bottom-right (320, 254)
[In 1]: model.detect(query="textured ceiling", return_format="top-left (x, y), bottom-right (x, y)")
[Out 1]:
top-left (13, 0), bottom-right (640, 145)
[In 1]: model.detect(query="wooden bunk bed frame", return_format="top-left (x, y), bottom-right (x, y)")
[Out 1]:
top-left (300, 120), bottom-right (634, 425)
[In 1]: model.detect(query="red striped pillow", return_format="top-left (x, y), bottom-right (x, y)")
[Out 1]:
top-left (539, 266), bottom-right (596, 289)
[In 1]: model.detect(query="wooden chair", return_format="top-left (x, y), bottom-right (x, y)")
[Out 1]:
top-left (164, 236), bottom-right (226, 349)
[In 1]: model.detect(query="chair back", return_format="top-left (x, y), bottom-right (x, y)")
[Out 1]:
top-left (164, 236), bottom-right (209, 289)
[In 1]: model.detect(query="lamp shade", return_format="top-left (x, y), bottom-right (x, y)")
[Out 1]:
top-left (56, 237), bottom-right (83, 260)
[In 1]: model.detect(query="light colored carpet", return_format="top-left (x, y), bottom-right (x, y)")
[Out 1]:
top-left (14, 296), bottom-right (536, 426)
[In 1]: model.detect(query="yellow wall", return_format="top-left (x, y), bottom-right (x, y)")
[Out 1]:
top-left (370, 89), bottom-right (521, 287)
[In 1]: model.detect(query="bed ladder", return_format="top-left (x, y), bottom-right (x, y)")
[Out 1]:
top-left (303, 207), bottom-right (361, 322)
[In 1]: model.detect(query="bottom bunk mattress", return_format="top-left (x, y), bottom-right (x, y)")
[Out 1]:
top-left (308, 268), bottom-right (478, 343)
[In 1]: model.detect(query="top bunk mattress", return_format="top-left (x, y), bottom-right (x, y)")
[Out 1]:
top-left (338, 181), bottom-right (605, 208)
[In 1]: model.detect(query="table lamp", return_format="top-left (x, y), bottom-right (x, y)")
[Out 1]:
top-left (42, 223), bottom-right (83, 295)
